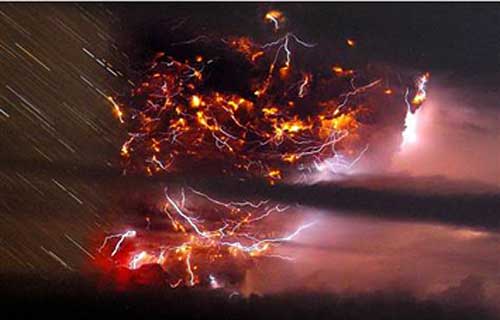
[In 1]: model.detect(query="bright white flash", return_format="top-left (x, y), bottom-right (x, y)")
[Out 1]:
top-left (402, 110), bottom-right (418, 146)
top-left (402, 89), bottom-right (419, 147)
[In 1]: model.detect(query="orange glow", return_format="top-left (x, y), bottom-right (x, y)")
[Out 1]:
top-left (331, 113), bottom-right (358, 131)
top-left (111, 44), bottom-right (398, 182)
top-left (267, 168), bottom-right (282, 179)
top-left (411, 72), bottom-right (430, 107)
top-left (275, 118), bottom-right (312, 137)
top-left (191, 95), bottom-right (202, 108)
top-left (332, 65), bottom-right (354, 77)
top-left (264, 10), bottom-right (285, 30)
top-left (107, 96), bottom-right (124, 123)
top-left (279, 65), bottom-right (290, 78)
top-left (282, 153), bottom-right (299, 163)
top-left (262, 107), bottom-right (278, 116)
top-left (251, 51), bottom-right (264, 62)
top-left (121, 144), bottom-right (129, 157)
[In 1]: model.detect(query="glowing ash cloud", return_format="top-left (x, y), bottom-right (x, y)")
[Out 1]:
top-left (99, 9), bottom-right (429, 290)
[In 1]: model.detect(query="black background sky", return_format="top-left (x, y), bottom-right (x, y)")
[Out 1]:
top-left (110, 3), bottom-right (500, 84)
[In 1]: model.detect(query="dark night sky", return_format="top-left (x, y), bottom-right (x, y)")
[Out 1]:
top-left (110, 3), bottom-right (500, 83)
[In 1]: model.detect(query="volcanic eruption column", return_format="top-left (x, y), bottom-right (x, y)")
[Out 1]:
top-left (98, 10), bottom-right (429, 289)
